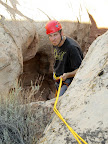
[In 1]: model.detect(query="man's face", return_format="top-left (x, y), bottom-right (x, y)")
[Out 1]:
top-left (48, 31), bottom-right (61, 46)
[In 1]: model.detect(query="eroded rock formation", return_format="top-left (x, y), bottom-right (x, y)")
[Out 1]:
top-left (0, 0), bottom-right (108, 143)
top-left (0, 21), bottom-right (38, 97)
top-left (37, 31), bottom-right (108, 144)
top-left (0, 0), bottom-right (91, 100)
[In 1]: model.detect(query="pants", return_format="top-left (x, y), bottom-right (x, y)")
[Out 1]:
top-left (55, 78), bottom-right (73, 97)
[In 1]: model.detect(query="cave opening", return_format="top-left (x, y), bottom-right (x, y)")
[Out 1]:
top-left (19, 51), bottom-right (56, 103)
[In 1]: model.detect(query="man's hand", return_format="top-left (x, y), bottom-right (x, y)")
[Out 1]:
top-left (59, 69), bottom-right (78, 81)
top-left (59, 73), bottom-right (68, 81)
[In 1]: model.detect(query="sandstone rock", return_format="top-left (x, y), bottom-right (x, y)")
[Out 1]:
top-left (33, 0), bottom-right (91, 61)
top-left (0, 0), bottom-right (91, 99)
top-left (0, 0), bottom-right (38, 96)
top-left (22, 99), bottom-right (55, 142)
top-left (16, 0), bottom-right (91, 100)
top-left (38, 31), bottom-right (108, 144)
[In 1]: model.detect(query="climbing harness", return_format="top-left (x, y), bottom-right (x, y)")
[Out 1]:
top-left (54, 73), bottom-right (70, 97)
top-left (55, 81), bottom-right (69, 97)
top-left (53, 74), bottom-right (88, 144)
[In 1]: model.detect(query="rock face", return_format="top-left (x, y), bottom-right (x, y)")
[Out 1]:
top-left (34, 0), bottom-right (91, 54)
top-left (37, 31), bottom-right (108, 144)
top-left (0, 0), bottom-right (91, 100)
top-left (0, 1), bottom-right (38, 96)
top-left (18, 0), bottom-right (91, 100)
top-left (0, 0), bottom-right (108, 143)
top-left (25, 99), bottom-right (55, 141)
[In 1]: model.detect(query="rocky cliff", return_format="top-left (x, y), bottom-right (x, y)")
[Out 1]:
top-left (0, 0), bottom-right (91, 100)
top-left (38, 31), bottom-right (108, 144)
top-left (0, 0), bottom-right (108, 143)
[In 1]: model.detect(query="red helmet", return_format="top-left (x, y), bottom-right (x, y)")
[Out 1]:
top-left (45, 20), bottom-right (62, 34)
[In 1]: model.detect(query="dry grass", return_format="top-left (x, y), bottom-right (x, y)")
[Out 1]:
top-left (0, 80), bottom-right (40, 144)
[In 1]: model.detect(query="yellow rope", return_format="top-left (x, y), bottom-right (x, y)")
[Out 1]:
top-left (53, 74), bottom-right (88, 144)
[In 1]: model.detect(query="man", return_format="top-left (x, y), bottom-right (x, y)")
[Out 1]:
top-left (45, 20), bottom-right (83, 96)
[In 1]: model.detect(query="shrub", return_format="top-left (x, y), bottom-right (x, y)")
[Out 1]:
top-left (0, 81), bottom-right (39, 144)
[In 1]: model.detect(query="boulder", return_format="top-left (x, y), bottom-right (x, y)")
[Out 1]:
top-left (22, 99), bottom-right (55, 142)
top-left (0, 1), bottom-right (38, 96)
top-left (15, 0), bottom-right (91, 100)
top-left (37, 31), bottom-right (108, 144)
top-left (0, 0), bottom-right (91, 99)
top-left (33, 0), bottom-right (91, 55)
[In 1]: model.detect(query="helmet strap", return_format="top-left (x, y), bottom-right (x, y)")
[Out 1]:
top-left (57, 30), bottom-right (63, 47)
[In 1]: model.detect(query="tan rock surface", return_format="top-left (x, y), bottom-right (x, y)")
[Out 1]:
top-left (22, 98), bottom-right (55, 141)
top-left (16, 0), bottom-right (91, 100)
top-left (38, 31), bottom-right (108, 144)
top-left (0, 1), bottom-right (38, 96)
